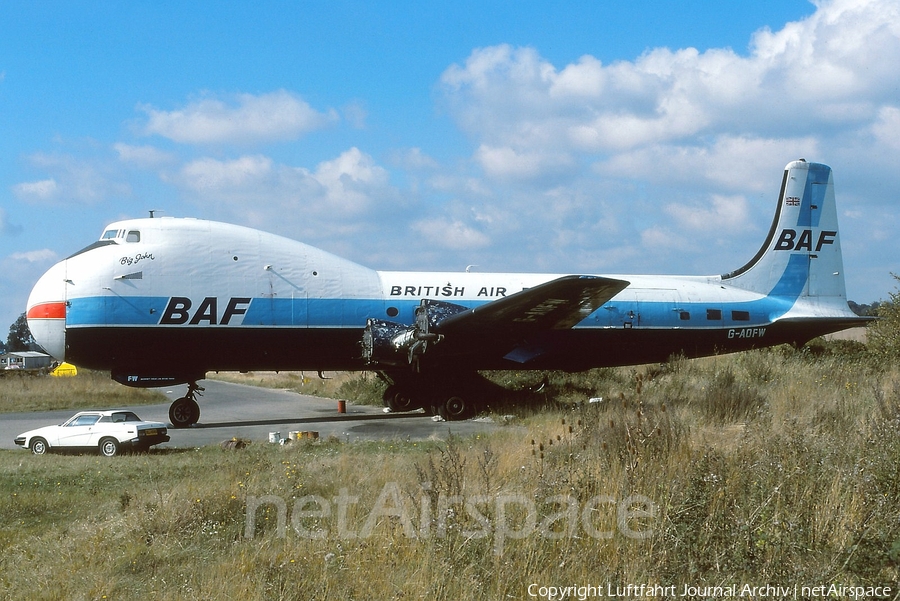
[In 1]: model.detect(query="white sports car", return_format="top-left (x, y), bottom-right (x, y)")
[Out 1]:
top-left (14, 410), bottom-right (170, 456)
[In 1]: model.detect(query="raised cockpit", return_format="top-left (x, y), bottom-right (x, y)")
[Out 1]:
top-left (67, 226), bottom-right (143, 259)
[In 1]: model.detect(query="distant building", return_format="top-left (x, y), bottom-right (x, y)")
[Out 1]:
top-left (2, 351), bottom-right (52, 371)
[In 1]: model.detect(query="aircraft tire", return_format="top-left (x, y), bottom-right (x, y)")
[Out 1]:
top-left (169, 397), bottom-right (200, 428)
top-left (383, 385), bottom-right (418, 412)
top-left (438, 394), bottom-right (475, 421)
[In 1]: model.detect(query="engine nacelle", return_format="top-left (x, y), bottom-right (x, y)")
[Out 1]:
top-left (361, 319), bottom-right (415, 367)
top-left (361, 299), bottom-right (468, 368)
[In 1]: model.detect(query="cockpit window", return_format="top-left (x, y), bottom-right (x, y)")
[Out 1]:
top-left (65, 225), bottom-right (142, 259)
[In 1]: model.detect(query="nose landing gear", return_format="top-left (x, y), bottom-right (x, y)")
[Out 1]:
top-left (168, 382), bottom-right (204, 428)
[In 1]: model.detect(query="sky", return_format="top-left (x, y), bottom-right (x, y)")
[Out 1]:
top-left (1, 0), bottom-right (899, 332)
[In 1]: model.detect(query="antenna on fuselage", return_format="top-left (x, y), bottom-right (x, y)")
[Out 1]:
top-left (149, 210), bottom-right (163, 218)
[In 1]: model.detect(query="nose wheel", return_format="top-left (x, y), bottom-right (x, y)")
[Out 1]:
top-left (169, 382), bottom-right (203, 428)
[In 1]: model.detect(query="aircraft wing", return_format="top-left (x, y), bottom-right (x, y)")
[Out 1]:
top-left (434, 275), bottom-right (630, 335)
top-left (364, 275), bottom-right (629, 369)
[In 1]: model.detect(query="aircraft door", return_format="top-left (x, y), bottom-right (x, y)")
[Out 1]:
top-left (628, 289), bottom-right (680, 329)
top-left (261, 263), bottom-right (309, 326)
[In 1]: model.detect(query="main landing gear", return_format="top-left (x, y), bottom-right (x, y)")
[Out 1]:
top-left (380, 372), bottom-right (480, 421)
top-left (168, 382), bottom-right (204, 428)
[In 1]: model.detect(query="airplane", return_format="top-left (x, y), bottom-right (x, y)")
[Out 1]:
top-left (25, 160), bottom-right (871, 427)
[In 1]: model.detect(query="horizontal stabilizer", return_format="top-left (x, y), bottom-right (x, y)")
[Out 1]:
top-left (774, 315), bottom-right (875, 342)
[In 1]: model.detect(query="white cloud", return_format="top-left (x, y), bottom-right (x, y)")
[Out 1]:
top-left (0, 248), bottom-right (59, 329)
top-left (393, 147), bottom-right (439, 171)
top-left (177, 155), bottom-right (277, 193)
top-left (166, 147), bottom-right (401, 251)
top-left (411, 217), bottom-right (490, 250)
top-left (313, 147), bottom-right (391, 214)
top-left (440, 0), bottom-right (900, 160)
top-left (640, 225), bottom-right (691, 254)
top-left (12, 153), bottom-right (131, 205)
top-left (428, 0), bottom-right (900, 286)
top-left (114, 143), bottom-right (176, 168)
top-left (0, 208), bottom-right (21, 236)
top-left (595, 135), bottom-right (820, 193)
top-left (341, 100), bottom-right (368, 129)
top-left (135, 0), bottom-right (896, 297)
top-left (871, 106), bottom-right (900, 150)
top-left (474, 144), bottom-right (575, 181)
top-left (140, 90), bottom-right (338, 145)
top-left (10, 249), bottom-right (57, 263)
top-left (13, 178), bottom-right (58, 201)
top-left (664, 194), bottom-right (749, 232)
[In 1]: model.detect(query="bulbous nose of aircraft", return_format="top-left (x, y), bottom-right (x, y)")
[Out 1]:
top-left (26, 260), bottom-right (68, 361)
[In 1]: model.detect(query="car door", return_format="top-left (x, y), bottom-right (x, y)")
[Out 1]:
top-left (56, 413), bottom-right (102, 448)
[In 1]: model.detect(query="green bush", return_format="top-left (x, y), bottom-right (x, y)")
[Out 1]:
top-left (868, 273), bottom-right (900, 363)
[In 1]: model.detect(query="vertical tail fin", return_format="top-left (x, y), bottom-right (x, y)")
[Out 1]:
top-left (722, 160), bottom-right (847, 301)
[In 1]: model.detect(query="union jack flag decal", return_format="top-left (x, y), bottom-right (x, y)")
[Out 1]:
top-left (785, 196), bottom-right (801, 206)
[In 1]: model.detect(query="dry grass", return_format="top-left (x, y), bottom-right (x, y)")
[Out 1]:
top-left (0, 370), bottom-right (166, 413)
top-left (1, 343), bottom-right (899, 599)
top-left (209, 370), bottom-right (380, 403)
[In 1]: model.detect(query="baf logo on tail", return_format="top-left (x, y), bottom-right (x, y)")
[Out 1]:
top-left (25, 159), bottom-right (871, 427)
top-left (775, 229), bottom-right (836, 252)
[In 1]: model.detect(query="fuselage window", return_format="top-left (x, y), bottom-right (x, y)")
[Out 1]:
top-left (707, 308), bottom-right (722, 320)
top-left (732, 310), bottom-right (751, 321)
top-left (102, 229), bottom-right (120, 240)
top-left (126, 231), bottom-right (141, 243)
top-left (679, 311), bottom-right (691, 321)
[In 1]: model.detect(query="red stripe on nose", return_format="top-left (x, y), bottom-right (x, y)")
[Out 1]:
top-left (27, 301), bottom-right (66, 320)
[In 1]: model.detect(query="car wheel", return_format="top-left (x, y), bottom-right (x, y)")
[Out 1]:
top-left (99, 437), bottom-right (120, 457)
top-left (30, 437), bottom-right (49, 455)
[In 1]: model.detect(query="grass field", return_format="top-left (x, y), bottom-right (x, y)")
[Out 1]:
top-left (1, 341), bottom-right (898, 599)
top-left (0, 370), bottom-right (166, 413)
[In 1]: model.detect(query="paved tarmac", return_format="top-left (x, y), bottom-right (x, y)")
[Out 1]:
top-left (1, 379), bottom-right (501, 452)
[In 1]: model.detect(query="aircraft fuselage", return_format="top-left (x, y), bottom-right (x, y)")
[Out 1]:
top-left (25, 160), bottom-right (869, 422)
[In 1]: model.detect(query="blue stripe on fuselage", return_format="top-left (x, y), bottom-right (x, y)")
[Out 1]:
top-left (68, 296), bottom-right (162, 326)
top-left (67, 292), bottom-right (799, 332)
